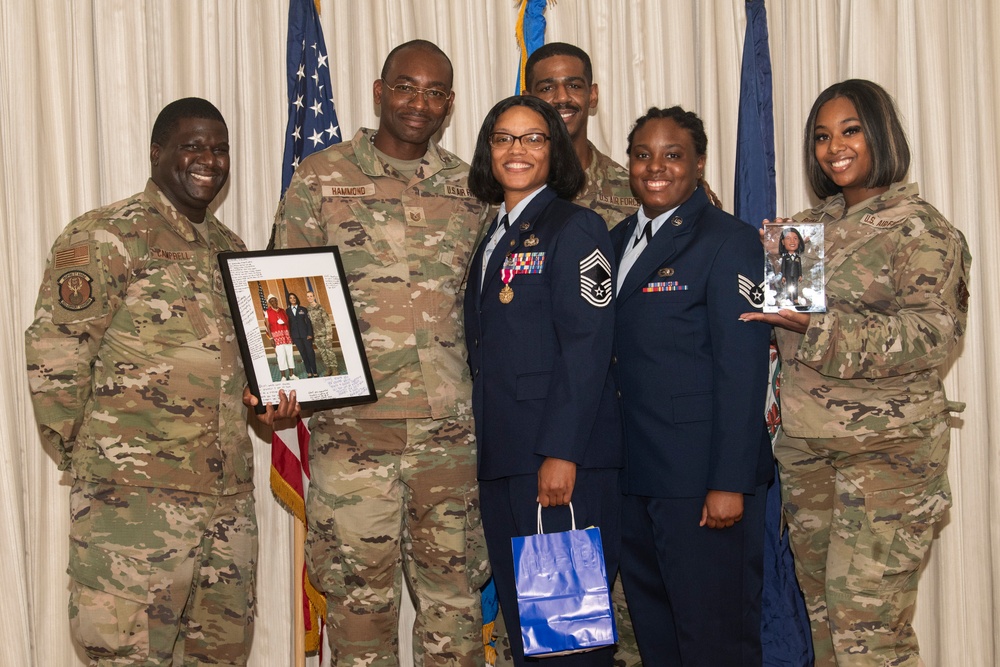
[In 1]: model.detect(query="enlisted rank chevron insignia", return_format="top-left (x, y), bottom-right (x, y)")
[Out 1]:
top-left (580, 249), bottom-right (612, 307)
top-left (738, 273), bottom-right (765, 308)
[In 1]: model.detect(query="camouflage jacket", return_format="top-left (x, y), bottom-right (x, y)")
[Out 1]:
top-left (25, 180), bottom-right (253, 495)
top-left (309, 302), bottom-right (334, 341)
top-left (776, 182), bottom-right (971, 438)
top-left (576, 142), bottom-right (638, 230)
top-left (274, 128), bottom-right (485, 419)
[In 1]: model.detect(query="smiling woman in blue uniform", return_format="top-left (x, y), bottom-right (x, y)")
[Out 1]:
top-left (611, 106), bottom-right (773, 666)
top-left (465, 95), bottom-right (622, 667)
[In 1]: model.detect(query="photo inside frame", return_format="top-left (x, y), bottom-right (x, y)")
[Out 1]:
top-left (218, 247), bottom-right (377, 413)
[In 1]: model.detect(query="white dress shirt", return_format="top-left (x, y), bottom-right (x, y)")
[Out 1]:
top-left (481, 185), bottom-right (547, 288)
top-left (616, 204), bottom-right (680, 294)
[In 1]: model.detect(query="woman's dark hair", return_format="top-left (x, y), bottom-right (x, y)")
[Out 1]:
top-left (803, 79), bottom-right (910, 199)
top-left (626, 106), bottom-right (708, 157)
top-left (779, 228), bottom-right (804, 257)
top-left (468, 96), bottom-right (583, 204)
top-left (287, 292), bottom-right (299, 305)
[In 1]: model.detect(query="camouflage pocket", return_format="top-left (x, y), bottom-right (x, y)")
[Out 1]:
top-left (464, 482), bottom-right (491, 591)
top-left (129, 262), bottom-right (211, 349)
top-left (304, 483), bottom-right (346, 599)
top-left (438, 217), bottom-right (476, 281)
top-left (346, 201), bottom-right (397, 267)
top-left (68, 540), bottom-right (151, 661)
top-left (846, 473), bottom-right (951, 595)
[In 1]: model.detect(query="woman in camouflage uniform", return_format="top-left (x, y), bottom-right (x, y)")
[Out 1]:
top-left (306, 289), bottom-right (339, 375)
top-left (743, 79), bottom-right (970, 667)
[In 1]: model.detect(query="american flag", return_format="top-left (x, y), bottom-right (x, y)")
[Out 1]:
top-left (281, 0), bottom-right (342, 195)
top-left (273, 0), bottom-right (340, 657)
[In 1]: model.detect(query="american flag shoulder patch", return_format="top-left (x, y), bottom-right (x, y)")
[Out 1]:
top-left (54, 244), bottom-right (90, 270)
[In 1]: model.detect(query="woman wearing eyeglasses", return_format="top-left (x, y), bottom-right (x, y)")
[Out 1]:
top-left (464, 95), bottom-right (623, 666)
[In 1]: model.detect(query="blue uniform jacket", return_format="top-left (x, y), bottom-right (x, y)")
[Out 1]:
top-left (611, 187), bottom-right (773, 498)
top-left (287, 305), bottom-right (313, 339)
top-left (465, 187), bottom-right (623, 481)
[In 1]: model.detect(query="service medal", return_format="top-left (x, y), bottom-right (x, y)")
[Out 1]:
top-left (500, 256), bottom-right (515, 304)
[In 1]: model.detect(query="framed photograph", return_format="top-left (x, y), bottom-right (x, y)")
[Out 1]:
top-left (762, 222), bottom-right (827, 313)
top-left (218, 246), bottom-right (377, 413)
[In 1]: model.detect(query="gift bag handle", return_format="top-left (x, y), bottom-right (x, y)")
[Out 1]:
top-left (536, 502), bottom-right (576, 534)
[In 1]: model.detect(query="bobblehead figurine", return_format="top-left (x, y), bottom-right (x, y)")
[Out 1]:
top-left (779, 227), bottom-right (804, 306)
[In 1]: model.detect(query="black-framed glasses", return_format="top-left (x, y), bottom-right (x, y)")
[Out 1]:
top-left (381, 80), bottom-right (452, 108)
top-left (488, 132), bottom-right (550, 150)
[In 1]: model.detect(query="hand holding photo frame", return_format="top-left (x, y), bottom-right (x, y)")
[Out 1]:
top-left (762, 222), bottom-right (826, 313)
top-left (218, 246), bottom-right (377, 413)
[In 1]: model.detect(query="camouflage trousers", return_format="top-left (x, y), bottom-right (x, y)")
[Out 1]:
top-left (610, 574), bottom-right (642, 667)
top-left (775, 417), bottom-right (951, 667)
top-left (314, 334), bottom-right (340, 374)
top-left (305, 415), bottom-right (490, 666)
top-left (68, 481), bottom-right (257, 666)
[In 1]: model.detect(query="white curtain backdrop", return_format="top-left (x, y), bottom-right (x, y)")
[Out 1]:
top-left (2, 1), bottom-right (996, 665)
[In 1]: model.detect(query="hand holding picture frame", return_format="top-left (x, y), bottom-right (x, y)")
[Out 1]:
top-left (761, 222), bottom-right (826, 313)
top-left (218, 246), bottom-right (377, 413)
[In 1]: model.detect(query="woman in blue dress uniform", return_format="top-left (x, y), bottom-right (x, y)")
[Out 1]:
top-left (464, 95), bottom-right (622, 666)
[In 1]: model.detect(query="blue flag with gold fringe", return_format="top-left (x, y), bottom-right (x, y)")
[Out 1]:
top-left (514, 0), bottom-right (549, 94)
top-left (735, 2), bottom-right (814, 665)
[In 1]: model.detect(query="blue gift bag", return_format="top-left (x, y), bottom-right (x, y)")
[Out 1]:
top-left (512, 504), bottom-right (617, 657)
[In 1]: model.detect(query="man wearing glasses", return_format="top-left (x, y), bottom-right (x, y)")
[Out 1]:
top-left (274, 40), bottom-right (489, 666)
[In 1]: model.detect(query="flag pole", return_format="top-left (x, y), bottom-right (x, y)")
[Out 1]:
top-left (294, 517), bottom-right (307, 667)
top-left (278, 0), bottom-right (341, 661)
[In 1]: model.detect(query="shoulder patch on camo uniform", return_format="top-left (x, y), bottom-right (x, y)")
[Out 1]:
top-left (57, 270), bottom-right (95, 311)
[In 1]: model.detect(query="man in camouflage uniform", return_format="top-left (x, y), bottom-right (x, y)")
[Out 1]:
top-left (765, 183), bottom-right (971, 666)
top-left (273, 40), bottom-right (489, 666)
top-left (25, 98), bottom-right (295, 665)
top-left (523, 42), bottom-right (638, 231)
top-left (306, 289), bottom-right (339, 375)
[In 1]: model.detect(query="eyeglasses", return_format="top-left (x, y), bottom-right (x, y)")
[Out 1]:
top-left (381, 80), bottom-right (452, 108)
top-left (488, 132), bottom-right (550, 150)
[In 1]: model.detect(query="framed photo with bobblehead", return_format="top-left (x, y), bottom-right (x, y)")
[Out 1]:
top-left (218, 246), bottom-right (376, 413)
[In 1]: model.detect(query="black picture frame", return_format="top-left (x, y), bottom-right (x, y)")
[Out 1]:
top-left (218, 246), bottom-right (377, 413)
